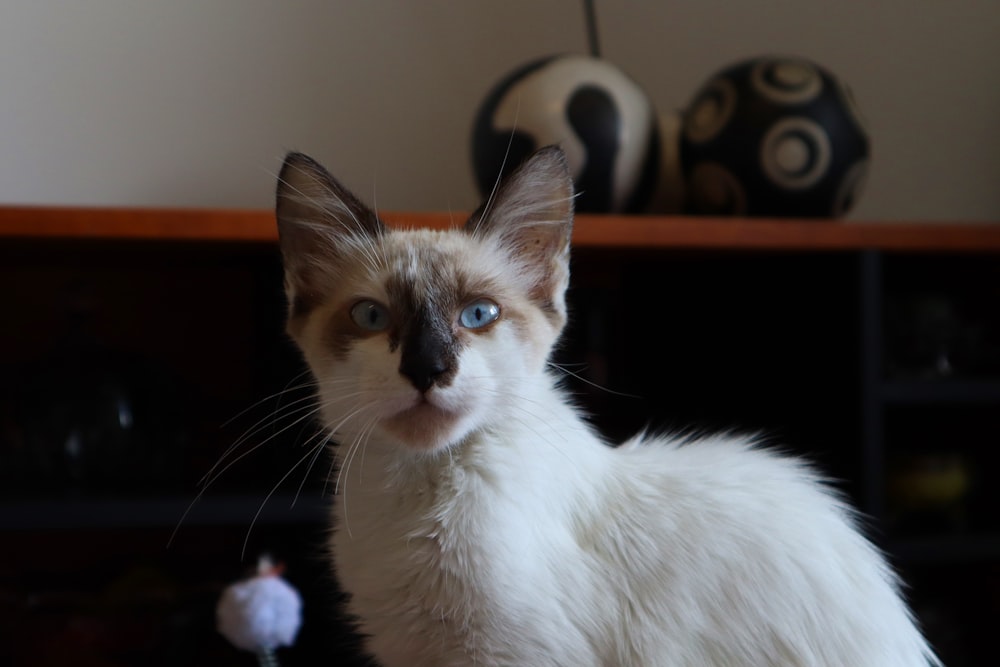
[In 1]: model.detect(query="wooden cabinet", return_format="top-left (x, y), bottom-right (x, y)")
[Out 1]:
top-left (2, 207), bottom-right (999, 665)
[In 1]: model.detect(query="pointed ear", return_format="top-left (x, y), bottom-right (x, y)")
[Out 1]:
top-left (275, 152), bottom-right (384, 318)
top-left (466, 145), bottom-right (575, 321)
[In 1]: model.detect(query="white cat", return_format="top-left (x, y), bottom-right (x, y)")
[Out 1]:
top-left (275, 146), bottom-right (940, 666)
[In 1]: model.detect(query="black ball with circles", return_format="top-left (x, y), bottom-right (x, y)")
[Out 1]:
top-left (680, 56), bottom-right (870, 217)
top-left (472, 54), bottom-right (660, 214)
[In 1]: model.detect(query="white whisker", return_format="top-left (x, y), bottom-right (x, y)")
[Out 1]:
top-left (333, 405), bottom-right (379, 496)
top-left (478, 96), bottom-right (521, 225)
top-left (220, 372), bottom-right (316, 429)
top-left (337, 414), bottom-right (380, 541)
top-left (241, 436), bottom-right (338, 560)
top-left (202, 395), bottom-right (320, 486)
top-left (291, 429), bottom-right (335, 509)
top-left (197, 401), bottom-right (324, 493)
top-left (547, 362), bottom-right (641, 399)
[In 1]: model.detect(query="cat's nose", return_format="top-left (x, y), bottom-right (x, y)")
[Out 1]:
top-left (398, 324), bottom-right (455, 393)
top-left (399, 357), bottom-right (449, 393)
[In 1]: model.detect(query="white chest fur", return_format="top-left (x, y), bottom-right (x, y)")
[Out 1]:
top-left (332, 402), bottom-right (609, 666)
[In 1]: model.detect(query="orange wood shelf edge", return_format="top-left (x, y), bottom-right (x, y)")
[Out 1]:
top-left (1, 206), bottom-right (999, 251)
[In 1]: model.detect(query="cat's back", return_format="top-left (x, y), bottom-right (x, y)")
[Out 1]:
top-left (580, 432), bottom-right (936, 666)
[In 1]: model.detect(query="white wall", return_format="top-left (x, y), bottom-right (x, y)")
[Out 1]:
top-left (0, 1), bottom-right (997, 220)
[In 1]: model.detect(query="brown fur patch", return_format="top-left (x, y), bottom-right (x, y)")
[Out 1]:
top-left (385, 264), bottom-right (463, 390)
top-left (321, 302), bottom-right (371, 361)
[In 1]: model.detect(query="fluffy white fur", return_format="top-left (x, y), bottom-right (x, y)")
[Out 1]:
top-left (275, 147), bottom-right (939, 666)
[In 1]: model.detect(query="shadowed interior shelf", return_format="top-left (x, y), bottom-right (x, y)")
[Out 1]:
top-left (880, 379), bottom-right (1000, 404)
top-left (0, 495), bottom-right (329, 530)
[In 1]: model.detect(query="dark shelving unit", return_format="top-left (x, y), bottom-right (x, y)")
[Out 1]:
top-left (859, 249), bottom-right (1000, 666)
top-left (3, 208), bottom-right (999, 665)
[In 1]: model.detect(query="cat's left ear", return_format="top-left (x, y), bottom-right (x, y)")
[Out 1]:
top-left (275, 152), bottom-right (384, 319)
top-left (466, 146), bottom-right (574, 317)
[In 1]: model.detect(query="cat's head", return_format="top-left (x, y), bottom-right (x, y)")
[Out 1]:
top-left (275, 147), bottom-right (574, 453)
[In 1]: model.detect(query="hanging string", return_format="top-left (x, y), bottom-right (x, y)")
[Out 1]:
top-left (583, 0), bottom-right (601, 58)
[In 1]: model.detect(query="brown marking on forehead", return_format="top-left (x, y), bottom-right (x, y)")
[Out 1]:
top-left (385, 267), bottom-right (461, 390)
top-left (385, 242), bottom-right (476, 309)
top-left (383, 247), bottom-right (507, 323)
top-left (385, 266), bottom-right (456, 323)
top-left (380, 243), bottom-right (514, 390)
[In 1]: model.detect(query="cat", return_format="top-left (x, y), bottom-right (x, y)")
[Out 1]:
top-left (274, 146), bottom-right (940, 667)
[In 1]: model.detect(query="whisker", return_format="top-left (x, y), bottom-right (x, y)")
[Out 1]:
top-left (321, 432), bottom-right (341, 500)
top-left (169, 405), bottom-right (326, 548)
top-left (201, 395), bottom-right (320, 486)
top-left (241, 437), bottom-right (338, 560)
top-left (169, 397), bottom-right (325, 548)
top-left (197, 396), bottom-right (331, 496)
top-left (220, 371), bottom-right (316, 428)
top-left (291, 429), bottom-right (334, 508)
top-left (339, 414), bottom-right (380, 540)
top-left (333, 405), bottom-right (379, 496)
top-left (547, 362), bottom-right (641, 399)
top-left (463, 385), bottom-right (591, 475)
top-left (478, 97), bottom-right (521, 225)
top-left (358, 417), bottom-right (377, 486)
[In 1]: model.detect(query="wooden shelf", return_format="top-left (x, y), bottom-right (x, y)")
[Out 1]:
top-left (2, 205), bottom-right (1000, 251)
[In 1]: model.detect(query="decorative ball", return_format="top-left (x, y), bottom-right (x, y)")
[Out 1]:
top-left (472, 54), bottom-right (660, 213)
top-left (679, 56), bottom-right (870, 217)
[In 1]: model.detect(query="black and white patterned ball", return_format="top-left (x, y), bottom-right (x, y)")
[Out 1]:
top-left (472, 54), bottom-right (660, 213)
top-left (680, 56), bottom-right (870, 217)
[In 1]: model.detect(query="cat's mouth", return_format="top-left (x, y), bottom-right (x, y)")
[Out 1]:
top-left (381, 393), bottom-right (467, 451)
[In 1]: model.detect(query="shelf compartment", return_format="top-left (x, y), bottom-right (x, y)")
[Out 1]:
top-left (888, 534), bottom-right (1000, 564)
top-left (0, 493), bottom-right (329, 530)
top-left (880, 379), bottom-right (1000, 405)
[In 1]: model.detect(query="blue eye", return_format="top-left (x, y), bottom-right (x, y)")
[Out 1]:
top-left (350, 300), bottom-right (390, 331)
top-left (459, 299), bottom-right (501, 329)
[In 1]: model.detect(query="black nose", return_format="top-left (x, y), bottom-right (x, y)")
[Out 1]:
top-left (398, 323), bottom-right (454, 392)
top-left (399, 356), bottom-right (449, 393)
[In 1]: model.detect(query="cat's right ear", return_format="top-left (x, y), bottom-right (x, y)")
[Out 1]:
top-left (275, 152), bottom-right (384, 319)
top-left (465, 146), bottom-right (575, 321)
